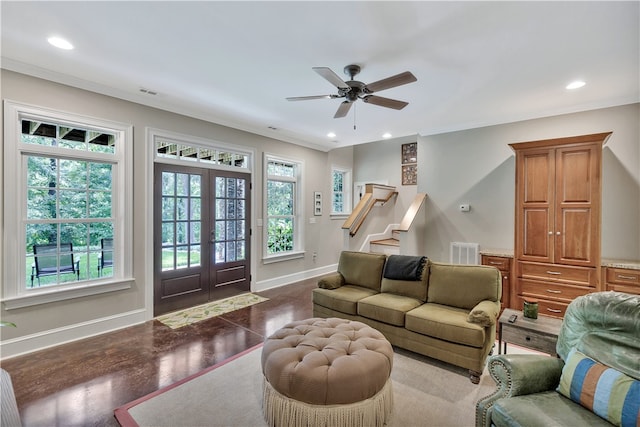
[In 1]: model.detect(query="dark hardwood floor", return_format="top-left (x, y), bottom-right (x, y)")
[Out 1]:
top-left (1, 279), bottom-right (318, 427)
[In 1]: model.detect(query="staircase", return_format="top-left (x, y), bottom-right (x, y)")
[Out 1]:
top-left (344, 187), bottom-right (427, 256)
top-left (370, 230), bottom-right (400, 255)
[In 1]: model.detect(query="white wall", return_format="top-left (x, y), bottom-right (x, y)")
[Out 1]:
top-left (417, 103), bottom-right (640, 262)
top-left (0, 70), bottom-right (346, 356)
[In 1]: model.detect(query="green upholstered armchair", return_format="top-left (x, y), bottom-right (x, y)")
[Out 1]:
top-left (476, 291), bottom-right (640, 427)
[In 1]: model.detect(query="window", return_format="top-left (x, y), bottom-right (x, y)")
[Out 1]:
top-left (155, 139), bottom-right (248, 168)
top-left (264, 155), bottom-right (303, 261)
top-left (3, 101), bottom-right (132, 308)
top-left (331, 167), bottom-right (352, 215)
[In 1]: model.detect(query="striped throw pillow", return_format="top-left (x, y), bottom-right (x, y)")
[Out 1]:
top-left (557, 349), bottom-right (640, 427)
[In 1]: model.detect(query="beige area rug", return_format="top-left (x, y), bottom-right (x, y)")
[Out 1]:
top-left (156, 293), bottom-right (269, 329)
top-left (115, 345), bottom-right (498, 427)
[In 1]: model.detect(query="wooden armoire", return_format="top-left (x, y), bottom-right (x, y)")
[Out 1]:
top-left (510, 132), bottom-right (612, 318)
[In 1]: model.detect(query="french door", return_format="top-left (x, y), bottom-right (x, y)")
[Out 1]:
top-left (154, 163), bottom-right (251, 316)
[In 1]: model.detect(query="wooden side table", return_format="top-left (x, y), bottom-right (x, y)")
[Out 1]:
top-left (498, 308), bottom-right (563, 357)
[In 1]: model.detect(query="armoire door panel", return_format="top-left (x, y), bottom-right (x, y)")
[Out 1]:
top-left (523, 152), bottom-right (553, 203)
top-left (522, 208), bottom-right (552, 260)
top-left (556, 147), bottom-right (595, 203)
top-left (558, 208), bottom-right (592, 264)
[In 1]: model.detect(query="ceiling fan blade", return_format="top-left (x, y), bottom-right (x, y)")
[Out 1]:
top-left (286, 95), bottom-right (337, 101)
top-left (334, 101), bottom-right (353, 118)
top-left (313, 67), bottom-right (351, 90)
top-left (362, 95), bottom-right (408, 110)
top-left (365, 71), bottom-right (417, 93)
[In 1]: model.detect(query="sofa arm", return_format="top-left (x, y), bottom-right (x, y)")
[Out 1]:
top-left (467, 300), bottom-right (500, 327)
top-left (317, 272), bottom-right (345, 290)
top-left (475, 354), bottom-right (564, 427)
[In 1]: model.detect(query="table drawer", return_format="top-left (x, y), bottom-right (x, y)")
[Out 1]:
top-left (606, 267), bottom-right (640, 286)
top-left (501, 323), bottom-right (558, 355)
top-left (519, 279), bottom-right (592, 302)
top-left (519, 262), bottom-right (595, 287)
top-left (482, 256), bottom-right (510, 271)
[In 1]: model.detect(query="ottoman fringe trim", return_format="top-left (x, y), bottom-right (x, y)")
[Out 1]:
top-left (262, 376), bottom-right (394, 427)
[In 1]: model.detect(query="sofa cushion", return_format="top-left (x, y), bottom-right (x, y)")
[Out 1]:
top-left (357, 293), bottom-right (423, 327)
top-left (467, 300), bottom-right (500, 327)
top-left (405, 303), bottom-right (486, 348)
top-left (427, 262), bottom-right (500, 309)
top-left (337, 251), bottom-right (387, 292)
top-left (557, 349), bottom-right (640, 427)
top-left (492, 391), bottom-right (611, 427)
top-left (380, 277), bottom-right (429, 302)
top-left (380, 259), bottom-right (429, 301)
top-left (317, 272), bottom-right (344, 290)
top-left (312, 286), bottom-right (378, 315)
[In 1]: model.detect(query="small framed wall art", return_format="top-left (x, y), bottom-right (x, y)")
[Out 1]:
top-left (314, 191), bottom-right (322, 215)
top-left (402, 164), bottom-right (417, 186)
top-left (401, 142), bottom-right (417, 164)
top-left (401, 142), bottom-right (417, 185)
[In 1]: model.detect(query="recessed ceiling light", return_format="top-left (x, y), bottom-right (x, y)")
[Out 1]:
top-left (47, 36), bottom-right (74, 50)
top-left (382, 133), bottom-right (392, 139)
top-left (566, 80), bottom-right (586, 90)
top-left (327, 132), bottom-right (336, 138)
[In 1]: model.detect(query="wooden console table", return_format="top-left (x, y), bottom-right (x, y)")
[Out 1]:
top-left (498, 308), bottom-right (563, 357)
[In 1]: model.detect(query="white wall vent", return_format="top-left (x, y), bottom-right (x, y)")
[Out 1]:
top-left (450, 242), bottom-right (480, 265)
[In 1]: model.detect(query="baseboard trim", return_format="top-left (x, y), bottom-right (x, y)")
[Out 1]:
top-left (0, 308), bottom-right (147, 360)
top-left (253, 263), bottom-right (337, 292)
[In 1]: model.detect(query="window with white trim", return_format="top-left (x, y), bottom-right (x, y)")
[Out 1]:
top-left (3, 101), bottom-right (132, 307)
top-left (331, 167), bottom-right (352, 215)
top-left (264, 155), bottom-right (303, 260)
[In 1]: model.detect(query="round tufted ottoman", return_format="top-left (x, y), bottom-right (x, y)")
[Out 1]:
top-left (261, 317), bottom-right (394, 427)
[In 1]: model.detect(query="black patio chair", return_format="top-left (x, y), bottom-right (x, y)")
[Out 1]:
top-left (31, 243), bottom-right (80, 287)
top-left (97, 238), bottom-right (113, 276)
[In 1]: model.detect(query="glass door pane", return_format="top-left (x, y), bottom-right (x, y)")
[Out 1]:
top-left (161, 171), bottom-right (202, 271)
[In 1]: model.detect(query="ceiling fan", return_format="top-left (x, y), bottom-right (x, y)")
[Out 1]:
top-left (286, 64), bottom-right (417, 118)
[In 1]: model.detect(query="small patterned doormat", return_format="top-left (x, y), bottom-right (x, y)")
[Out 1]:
top-left (156, 293), bottom-right (269, 329)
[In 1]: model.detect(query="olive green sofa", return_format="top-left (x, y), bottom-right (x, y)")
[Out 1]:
top-left (476, 291), bottom-right (640, 427)
top-left (312, 250), bottom-right (502, 383)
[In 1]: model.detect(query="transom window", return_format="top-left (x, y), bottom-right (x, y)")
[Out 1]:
top-left (155, 139), bottom-right (248, 168)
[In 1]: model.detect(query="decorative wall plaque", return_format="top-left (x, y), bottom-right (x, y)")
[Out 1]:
top-left (402, 164), bottom-right (417, 185)
top-left (401, 142), bottom-right (417, 164)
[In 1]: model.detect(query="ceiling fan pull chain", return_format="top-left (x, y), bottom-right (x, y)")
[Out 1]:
top-left (353, 103), bottom-right (357, 130)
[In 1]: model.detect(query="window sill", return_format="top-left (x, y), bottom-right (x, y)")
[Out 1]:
top-left (330, 213), bottom-right (350, 220)
top-left (2, 278), bottom-right (133, 310)
top-left (262, 251), bottom-right (305, 264)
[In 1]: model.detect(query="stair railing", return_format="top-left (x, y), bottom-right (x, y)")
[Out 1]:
top-left (395, 193), bottom-right (428, 255)
top-left (342, 184), bottom-right (398, 237)
top-left (397, 193), bottom-right (427, 232)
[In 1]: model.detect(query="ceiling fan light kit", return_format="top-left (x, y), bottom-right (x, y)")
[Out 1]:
top-left (287, 64), bottom-right (417, 119)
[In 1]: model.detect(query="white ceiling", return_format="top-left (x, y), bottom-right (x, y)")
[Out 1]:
top-left (2, 1), bottom-right (638, 151)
